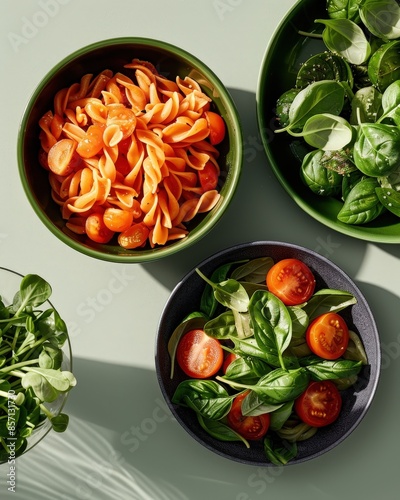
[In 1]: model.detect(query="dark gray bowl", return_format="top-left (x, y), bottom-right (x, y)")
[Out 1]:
top-left (155, 241), bottom-right (381, 466)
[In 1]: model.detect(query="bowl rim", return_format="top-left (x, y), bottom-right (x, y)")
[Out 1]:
top-left (155, 240), bottom-right (381, 466)
top-left (256, 0), bottom-right (400, 244)
top-left (17, 37), bottom-right (243, 263)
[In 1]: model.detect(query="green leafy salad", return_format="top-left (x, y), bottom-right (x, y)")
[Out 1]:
top-left (275, 0), bottom-right (400, 225)
top-left (0, 274), bottom-right (76, 462)
top-left (168, 256), bottom-right (368, 465)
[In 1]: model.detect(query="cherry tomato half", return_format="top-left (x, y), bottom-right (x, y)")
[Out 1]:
top-left (198, 161), bottom-right (219, 192)
top-left (306, 312), bottom-right (349, 360)
top-left (266, 258), bottom-right (316, 306)
top-left (294, 380), bottom-right (342, 427)
top-left (204, 111), bottom-right (226, 145)
top-left (222, 352), bottom-right (238, 374)
top-left (85, 213), bottom-right (115, 244)
top-left (176, 329), bottom-right (223, 379)
top-left (227, 391), bottom-right (270, 440)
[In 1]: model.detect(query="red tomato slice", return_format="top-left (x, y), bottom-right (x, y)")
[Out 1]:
top-left (85, 213), bottom-right (115, 244)
top-left (204, 111), bottom-right (226, 145)
top-left (294, 380), bottom-right (342, 427)
top-left (103, 208), bottom-right (134, 232)
top-left (76, 124), bottom-right (104, 158)
top-left (118, 222), bottom-right (149, 249)
top-left (266, 258), bottom-right (316, 306)
top-left (198, 161), bottom-right (219, 192)
top-left (176, 329), bottom-right (223, 379)
top-left (222, 352), bottom-right (238, 374)
top-left (227, 391), bottom-right (270, 440)
top-left (306, 312), bottom-right (349, 360)
top-left (47, 138), bottom-right (78, 176)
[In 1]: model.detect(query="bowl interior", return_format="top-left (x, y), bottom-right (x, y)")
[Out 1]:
top-left (18, 38), bottom-right (242, 262)
top-left (155, 241), bottom-right (381, 466)
top-left (0, 267), bottom-right (72, 463)
top-left (256, 0), bottom-right (400, 243)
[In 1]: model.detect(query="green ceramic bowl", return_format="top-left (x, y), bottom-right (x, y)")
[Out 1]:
top-left (18, 38), bottom-right (242, 262)
top-left (256, 0), bottom-right (400, 243)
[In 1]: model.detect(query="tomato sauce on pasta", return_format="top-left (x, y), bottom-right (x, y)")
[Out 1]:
top-left (38, 59), bottom-right (225, 249)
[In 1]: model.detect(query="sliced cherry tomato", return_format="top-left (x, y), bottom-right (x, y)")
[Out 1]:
top-left (294, 380), bottom-right (342, 427)
top-left (266, 258), bottom-right (316, 306)
top-left (85, 213), bottom-right (115, 244)
top-left (227, 391), bottom-right (270, 440)
top-left (204, 111), bottom-right (226, 145)
top-left (107, 106), bottom-right (137, 139)
top-left (76, 124), bottom-right (104, 158)
top-left (198, 161), bottom-right (219, 192)
top-left (47, 139), bottom-right (78, 176)
top-left (306, 312), bottom-right (349, 360)
top-left (118, 222), bottom-right (149, 249)
top-left (222, 352), bottom-right (238, 374)
top-left (176, 329), bottom-right (223, 379)
top-left (103, 208), bottom-right (134, 232)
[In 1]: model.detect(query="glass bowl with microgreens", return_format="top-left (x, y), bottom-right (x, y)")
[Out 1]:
top-left (257, 0), bottom-right (400, 243)
top-left (0, 267), bottom-right (76, 464)
top-left (155, 241), bottom-right (381, 466)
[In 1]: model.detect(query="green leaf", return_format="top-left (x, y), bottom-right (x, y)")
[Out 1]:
top-left (269, 401), bottom-right (294, 431)
top-left (300, 113), bottom-right (353, 151)
top-left (196, 413), bottom-right (249, 447)
top-left (230, 257), bottom-right (274, 283)
top-left (249, 290), bottom-right (292, 369)
top-left (21, 372), bottom-right (59, 402)
top-left (51, 413), bottom-right (69, 433)
top-left (196, 269), bottom-right (249, 313)
top-left (12, 275), bottom-right (52, 316)
top-left (360, 0), bottom-right (400, 40)
top-left (303, 289), bottom-right (357, 321)
top-left (316, 17), bottom-right (371, 64)
top-left (300, 356), bottom-right (363, 380)
top-left (338, 177), bottom-right (386, 224)
top-left (375, 186), bottom-right (400, 216)
top-left (200, 263), bottom-right (234, 317)
top-left (204, 310), bottom-right (237, 339)
top-left (264, 435), bottom-right (298, 465)
top-left (172, 379), bottom-right (233, 420)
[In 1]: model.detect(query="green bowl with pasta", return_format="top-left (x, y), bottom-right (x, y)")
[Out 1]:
top-left (17, 38), bottom-right (243, 263)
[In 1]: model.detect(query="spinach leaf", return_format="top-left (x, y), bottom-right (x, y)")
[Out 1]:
top-left (338, 177), bottom-right (386, 224)
top-left (316, 17), bottom-right (371, 64)
top-left (204, 310), bottom-right (237, 339)
top-left (224, 356), bottom-right (272, 384)
top-left (200, 263), bottom-right (234, 317)
top-left (197, 414), bottom-right (250, 447)
top-left (303, 289), bottom-right (357, 321)
top-left (297, 113), bottom-right (353, 151)
top-left (350, 86), bottom-right (383, 124)
top-left (353, 122), bottom-right (400, 177)
top-left (276, 80), bottom-right (346, 133)
top-left (375, 186), bottom-right (400, 216)
top-left (327, 0), bottom-right (363, 22)
top-left (171, 379), bottom-right (233, 420)
top-left (11, 275), bottom-right (52, 316)
top-left (368, 40), bottom-right (400, 91)
top-left (230, 257), bottom-right (274, 283)
top-left (288, 306), bottom-right (309, 339)
top-left (301, 149), bottom-right (344, 197)
top-left (360, 0), bottom-right (400, 40)
top-left (196, 269), bottom-right (249, 313)
top-left (249, 290), bottom-right (292, 369)
top-left (241, 390), bottom-right (283, 416)
top-left (269, 401), bottom-right (294, 431)
top-left (300, 356), bottom-right (363, 380)
top-left (220, 368), bottom-right (310, 405)
top-left (296, 52), bottom-right (353, 89)
top-left (264, 436), bottom-right (298, 466)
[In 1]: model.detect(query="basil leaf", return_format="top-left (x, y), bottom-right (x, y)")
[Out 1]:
top-left (241, 390), bottom-right (283, 417)
top-left (269, 401), bottom-right (294, 431)
top-left (224, 356), bottom-right (272, 384)
top-left (204, 310), bottom-right (236, 339)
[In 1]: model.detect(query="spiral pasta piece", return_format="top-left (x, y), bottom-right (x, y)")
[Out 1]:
top-left (38, 59), bottom-right (226, 249)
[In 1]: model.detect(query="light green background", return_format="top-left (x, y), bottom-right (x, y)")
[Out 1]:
top-left (1, 1), bottom-right (400, 499)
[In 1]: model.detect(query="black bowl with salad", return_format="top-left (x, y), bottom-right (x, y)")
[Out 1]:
top-left (257, 0), bottom-right (400, 243)
top-left (155, 241), bottom-right (380, 466)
